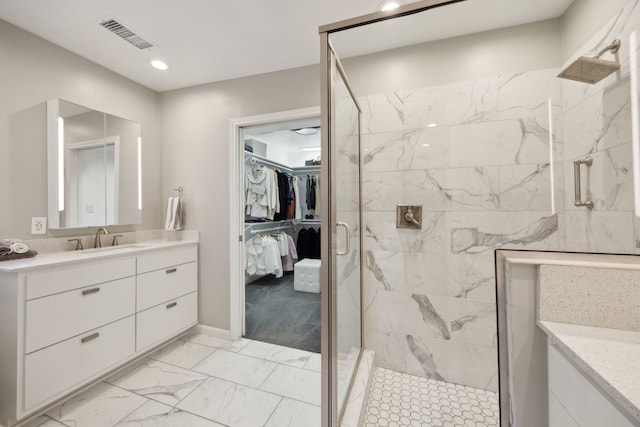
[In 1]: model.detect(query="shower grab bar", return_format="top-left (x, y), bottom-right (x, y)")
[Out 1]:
top-left (337, 222), bottom-right (350, 256)
top-left (573, 157), bottom-right (594, 209)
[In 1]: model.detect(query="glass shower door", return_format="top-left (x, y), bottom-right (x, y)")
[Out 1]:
top-left (320, 36), bottom-right (363, 426)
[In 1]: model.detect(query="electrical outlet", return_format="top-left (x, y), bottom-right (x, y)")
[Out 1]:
top-left (31, 217), bottom-right (46, 234)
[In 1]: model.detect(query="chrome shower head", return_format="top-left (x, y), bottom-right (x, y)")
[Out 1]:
top-left (558, 39), bottom-right (621, 84)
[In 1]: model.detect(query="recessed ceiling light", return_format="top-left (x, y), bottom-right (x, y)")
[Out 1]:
top-left (150, 59), bottom-right (168, 71)
top-left (427, 123), bottom-right (438, 128)
top-left (381, 1), bottom-right (400, 11)
top-left (422, 144), bottom-right (430, 147)
top-left (294, 127), bottom-right (320, 135)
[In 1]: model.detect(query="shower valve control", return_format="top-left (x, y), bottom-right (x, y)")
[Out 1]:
top-left (397, 205), bottom-right (423, 229)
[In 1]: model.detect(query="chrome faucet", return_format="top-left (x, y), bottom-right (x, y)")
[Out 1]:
top-left (94, 227), bottom-right (110, 248)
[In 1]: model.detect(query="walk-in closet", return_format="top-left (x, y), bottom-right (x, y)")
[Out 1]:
top-left (242, 118), bottom-right (321, 353)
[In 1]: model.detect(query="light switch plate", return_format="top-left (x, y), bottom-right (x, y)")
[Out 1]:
top-left (31, 217), bottom-right (47, 234)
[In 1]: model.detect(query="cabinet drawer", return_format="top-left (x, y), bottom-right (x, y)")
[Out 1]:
top-left (26, 257), bottom-right (135, 300)
top-left (137, 292), bottom-right (197, 352)
top-left (137, 245), bottom-right (197, 274)
top-left (24, 316), bottom-right (135, 410)
top-left (137, 262), bottom-right (197, 311)
top-left (25, 277), bottom-right (135, 354)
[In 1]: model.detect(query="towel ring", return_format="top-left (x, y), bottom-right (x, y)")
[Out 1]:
top-left (173, 186), bottom-right (183, 196)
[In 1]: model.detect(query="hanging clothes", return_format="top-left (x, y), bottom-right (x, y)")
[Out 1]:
top-left (245, 234), bottom-right (283, 278)
top-left (246, 166), bottom-right (270, 218)
top-left (281, 234), bottom-right (298, 272)
top-left (246, 166), bottom-right (281, 220)
top-left (306, 175), bottom-right (316, 210)
top-left (314, 176), bottom-right (321, 217)
top-left (287, 175), bottom-right (296, 219)
top-left (268, 168), bottom-right (279, 220)
top-left (274, 171), bottom-right (290, 221)
top-left (292, 176), bottom-right (302, 220)
top-left (296, 227), bottom-right (320, 260)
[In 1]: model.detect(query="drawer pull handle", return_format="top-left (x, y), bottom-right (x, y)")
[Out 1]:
top-left (82, 287), bottom-right (100, 296)
top-left (166, 302), bottom-right (178, 309)
top-left (166, 268), bottom-right (177, 274)
top-left (81, 332), bottom-right (99, 343)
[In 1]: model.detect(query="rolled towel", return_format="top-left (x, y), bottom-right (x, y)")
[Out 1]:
top-left (10, 242), bottom-right (29, 254)
top-left (2, 238), bottom-right (25, 246)
top-left (0, 246), bottom-right (11, 256)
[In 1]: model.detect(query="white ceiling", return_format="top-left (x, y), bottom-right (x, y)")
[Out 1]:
top-left (0, 0), bottom-right (573, 93)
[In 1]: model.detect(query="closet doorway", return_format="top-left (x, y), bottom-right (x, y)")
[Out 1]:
top-left (230, 108), bottom-right (322, 354)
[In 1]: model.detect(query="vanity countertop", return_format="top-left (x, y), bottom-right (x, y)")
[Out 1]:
top-left (538, 320), bottom-right (640, 424)
top-left (0, 239), bottom-right (198, 273)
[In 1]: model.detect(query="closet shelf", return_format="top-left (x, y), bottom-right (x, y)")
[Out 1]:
top-left (244, 151), bottom-right (293, 173)
top-left (244, 219), bottom-right (295, 238)
top-left (244, 150), bottom-right (320, 173)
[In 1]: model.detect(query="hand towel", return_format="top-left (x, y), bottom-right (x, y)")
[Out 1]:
top-left (165, 196), bottom-right (183, 230)
top-left (165, 197), bottom-right (175, 229)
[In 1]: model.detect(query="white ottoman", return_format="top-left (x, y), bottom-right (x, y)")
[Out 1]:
top-left (294, 259), bottom-right (321, 293)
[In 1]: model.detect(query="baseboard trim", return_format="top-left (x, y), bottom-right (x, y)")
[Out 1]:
top-left (194, 324), bottom-right (232, 340)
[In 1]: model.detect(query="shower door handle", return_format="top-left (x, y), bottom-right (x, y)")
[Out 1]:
top-left (337, 222), bottom-right (350, 256)
top-left (573, 157), bottom-right (594, 209)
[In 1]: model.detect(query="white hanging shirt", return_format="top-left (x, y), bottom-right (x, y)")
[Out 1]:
top-left (246, 166), bottom-right (270, 218)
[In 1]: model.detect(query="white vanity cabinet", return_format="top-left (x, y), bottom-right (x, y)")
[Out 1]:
top-left (135, 245), bottom-right (198, 352)
top-left (0, 242), bottom-right (198, 427)
top-left (547, 341), bottom-right (636, 427)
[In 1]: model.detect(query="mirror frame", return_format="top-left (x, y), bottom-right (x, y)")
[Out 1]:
top-left (46, 99), bottom-right (141, 229)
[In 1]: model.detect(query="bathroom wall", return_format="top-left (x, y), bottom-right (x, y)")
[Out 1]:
top-left (332, 13), bottom-right (566, 392)
top-left (340, 19), bottom-right (562, 97)
top-left (561, 0), bottom-right (630, 59)
top-left (0, 19), bottom-right (161, 238)
top-left (351, 0), bottom-right (640, 391)
top-left (559, 0), bottom-right (640, 254)
top-left (358, 66), bottom-right (561, 391)
top-left (159, 66), bottom-right (319, 328)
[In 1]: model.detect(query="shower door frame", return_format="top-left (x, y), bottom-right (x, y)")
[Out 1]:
top-left (319, 1), bottom-right (479, 426)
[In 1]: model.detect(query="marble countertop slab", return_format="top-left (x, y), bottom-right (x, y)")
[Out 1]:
top-left (538, 320), bottom-right (640, 424)
top-left (0, 239), bottom-right (198, 273)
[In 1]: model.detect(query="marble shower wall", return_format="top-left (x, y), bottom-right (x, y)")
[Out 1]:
top-left (354, 0), bottom-right (640, 394)
top-left (561, 0), bottom-right (640, 253)
top-left (359, 67), bottom-right (563, 392)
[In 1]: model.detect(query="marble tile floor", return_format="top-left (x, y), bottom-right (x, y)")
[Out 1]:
top-left (20, 333), bottom-right (322, 427)
top-left (363, 368), bottom-right (499, 427)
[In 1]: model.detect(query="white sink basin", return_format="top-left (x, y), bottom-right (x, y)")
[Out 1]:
top-left (80, 243), bottom-right (148, 253)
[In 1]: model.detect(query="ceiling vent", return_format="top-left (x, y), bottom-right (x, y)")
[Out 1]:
top-left (99, 18), bottom-right (154, 50)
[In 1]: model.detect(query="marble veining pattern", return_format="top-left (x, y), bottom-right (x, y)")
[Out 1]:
top-left (25, 335), bottom-right (322, 427)
top-left (411, 294), bottom-right (450, 340)
top-left (450, 214), bottom-right (558, 254)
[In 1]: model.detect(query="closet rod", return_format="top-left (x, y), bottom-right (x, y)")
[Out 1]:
top-left (244, 151), bottom-right (294, 173)
top-left (244, 221), bottom-right (295, 238)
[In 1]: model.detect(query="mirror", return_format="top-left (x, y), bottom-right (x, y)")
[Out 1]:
top-left (47, 99), bottom-right (142, 229)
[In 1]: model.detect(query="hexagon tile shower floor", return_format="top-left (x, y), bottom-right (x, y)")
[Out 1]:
top-left (363, 368), bottom-right (499, 427)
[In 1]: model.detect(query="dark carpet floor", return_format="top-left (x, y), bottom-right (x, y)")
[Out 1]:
top-left (245, 272), bottom-right (321, 353)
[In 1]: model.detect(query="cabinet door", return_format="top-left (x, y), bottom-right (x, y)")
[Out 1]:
top-left (547, 342), bottom-right (636, 427)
